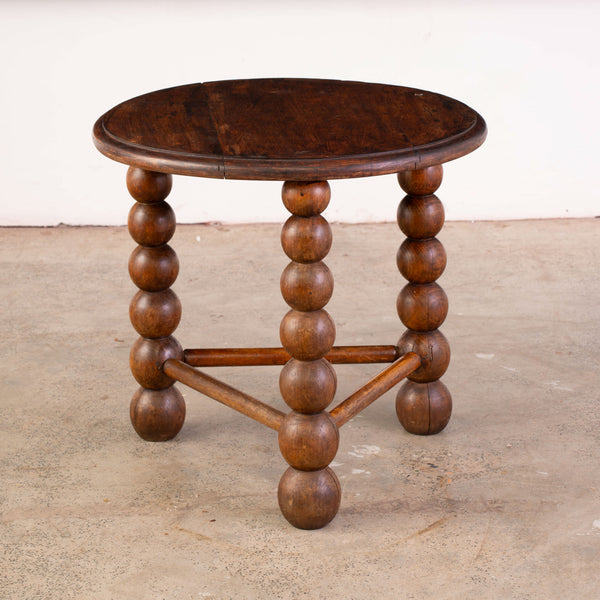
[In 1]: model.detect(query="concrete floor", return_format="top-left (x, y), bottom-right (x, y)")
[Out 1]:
top-left (1, 219), bottom-right (599, 599)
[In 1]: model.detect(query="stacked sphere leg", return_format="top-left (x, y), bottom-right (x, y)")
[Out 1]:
top-left (395, 165), bottom-right (452, 435)
top-left (126, 167), bottom-right (185, 441)
top-left (278, 181), bottom-right (341, 529)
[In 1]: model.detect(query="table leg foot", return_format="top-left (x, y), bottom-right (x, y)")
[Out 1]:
top-left (126, 167), bottom-right (185, 441)
top-left (395, 165), bottom-right (452, 435)
top-left (130, 386), bottom-right (186, 441)
top-left (395, 380), bottom-right (451, 435)
top-left (278, 181), bottom-right (340, 529)
top-left (278, 467), bottom-right (341, 530)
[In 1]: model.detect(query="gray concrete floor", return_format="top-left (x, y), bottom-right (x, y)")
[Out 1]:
top-left (1, 219), bottom-right (599, 599)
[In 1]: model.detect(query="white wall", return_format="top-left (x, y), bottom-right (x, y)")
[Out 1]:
top-left (1, 0), bottom-right (598, 226)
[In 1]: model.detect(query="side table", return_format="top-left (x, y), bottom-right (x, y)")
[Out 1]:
top-left (93, 78), bottom-right (486, 529)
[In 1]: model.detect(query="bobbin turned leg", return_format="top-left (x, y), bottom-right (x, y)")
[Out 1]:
top-left (278, 181), bottom-right (341, 529)
top-left (126, 167), bottom-right (185, 441)
top-left (395, 165), bottom-right (452, 435)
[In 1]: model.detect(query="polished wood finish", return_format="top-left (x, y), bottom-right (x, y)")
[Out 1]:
top-left (93, 79), bottom-right (486, 180)
top-left (397, 283), bottom-right (448, 332)
top-left (395, 166), bottom-right (452, 435)
top-left (330, 352), bottom-right (421, 428)
top-left (129, 245), bottom-right (179, 292)
top-left (397, 329), bottom-right (450, 383)
top-left (281, 261), bottom-right (333, 311)
top-left (130, 335), bottom-right (183, 389)
top-left (278, 467), bottom-right (341, 531)
top-left (281, 180), bottom-right (331, 215)
top-left (279, 411), bottom-right (339, 471)
top-left (398, 165), bottom-right (443, 196)
top-left (395, 379), bottom-right (452, 435)
top-left (93, 79), bottom-right (487, 528)
top-left (126, 169), bottom-right (172, 203)
top-left (130, 386), bottom-right (186, 442)
top-left (277, 181), bottom-right (341, 529)
top-left (126, 167), bottom-right (185, 441)
top-left (397, 238), bottom-right (447, 283)
top-left (183, 345), bottom-right (400, 367)
top-left (396, 194), bottom-right (444, 239)
top-left (279, 358), bottom-right (336, 414)
top-left (280, 309), bottom-right (336, 361)
top-left (281, 216), bottom-right (332, 263)
top-left (130, 289), bottom-right (182, 339)
top-left (163, 359), bottom-right (284, 431)
top-left (128, 202), bottom-right (176, 247)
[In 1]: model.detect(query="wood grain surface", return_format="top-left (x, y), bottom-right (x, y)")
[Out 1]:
top-left (93, 78), bottom-right (486, 180)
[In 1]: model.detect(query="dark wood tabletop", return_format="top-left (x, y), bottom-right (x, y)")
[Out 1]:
top-left (93, 78), bottom-right (486, 181)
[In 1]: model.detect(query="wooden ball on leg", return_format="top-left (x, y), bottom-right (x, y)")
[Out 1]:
top-left (126, 168), bottom-right (186, 441)
top-left (395, 165), bottom-right (452, 434)
top-left (278, 180), bottom-right (341, 528)
top-left (130, 386), bottom-right (186, 441)
top-left (395, 380), bottom-right (452, 435)
top-left (278, 467), bottom-right (341, 530)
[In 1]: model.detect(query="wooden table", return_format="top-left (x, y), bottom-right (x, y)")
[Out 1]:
top-left (93, 78), bottom-right (486, 529)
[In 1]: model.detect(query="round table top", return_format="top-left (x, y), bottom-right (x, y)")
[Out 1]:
top-left (93, 78), bottom-right (486, 181)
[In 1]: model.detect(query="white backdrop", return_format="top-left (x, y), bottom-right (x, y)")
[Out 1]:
top-left (1, 0), bottom-right (598, 226)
